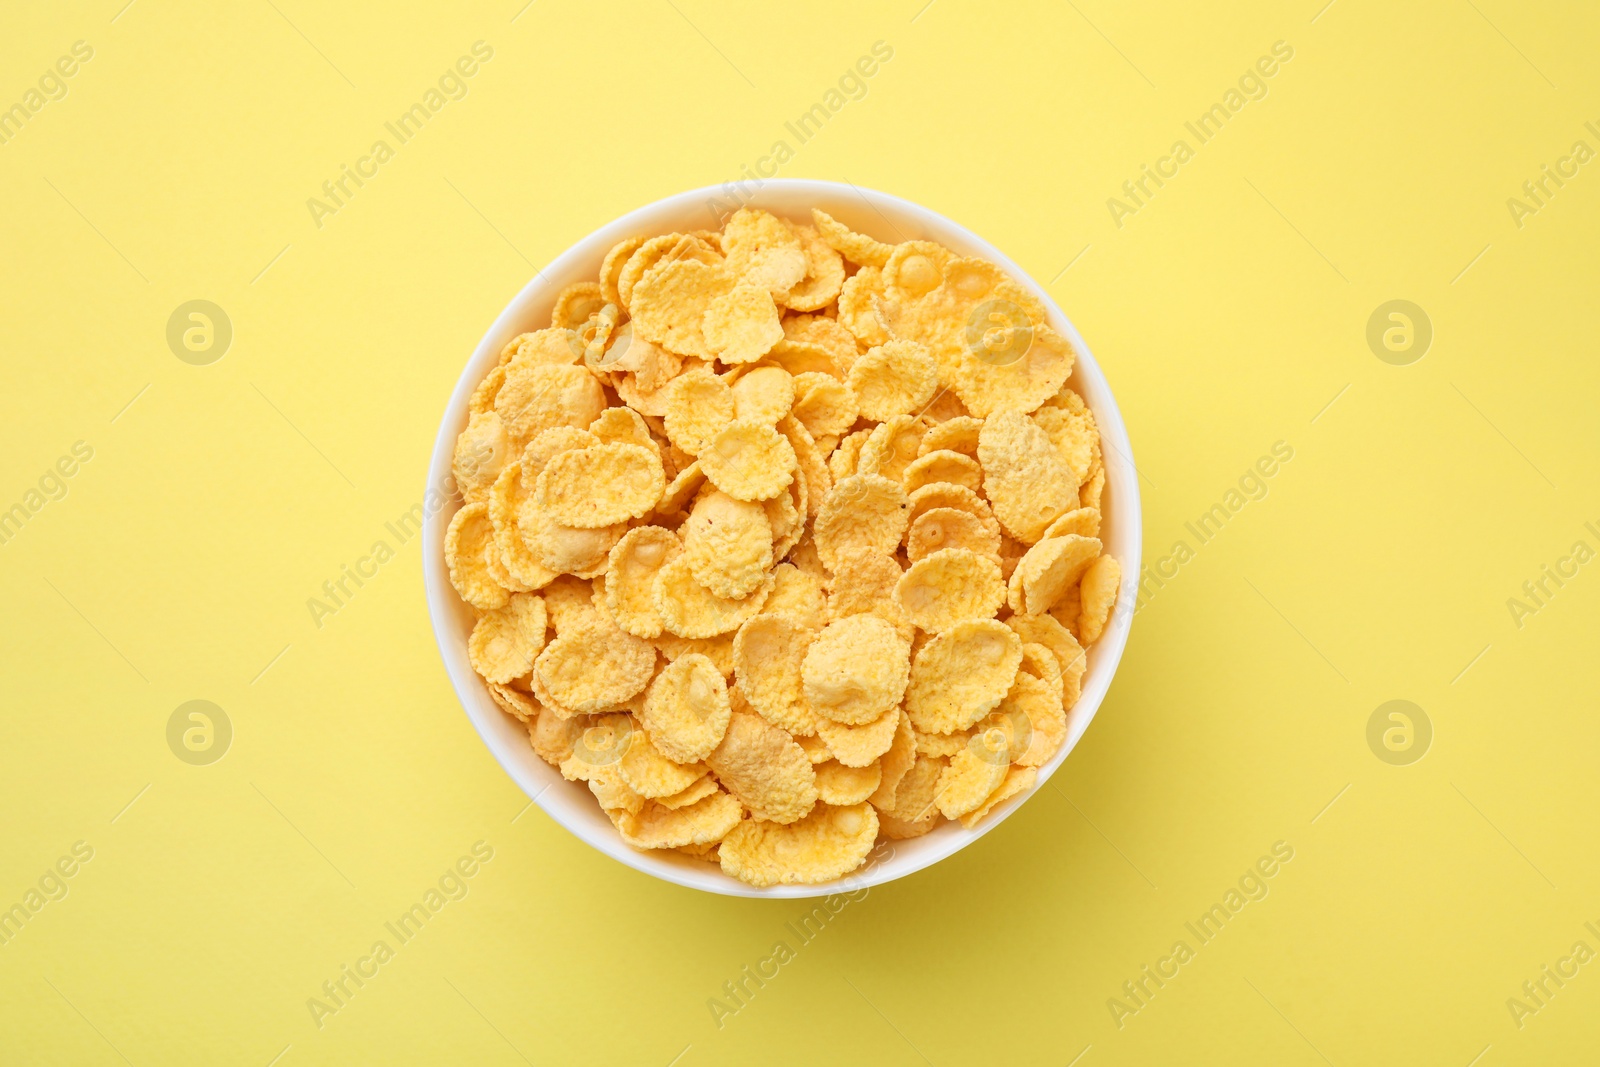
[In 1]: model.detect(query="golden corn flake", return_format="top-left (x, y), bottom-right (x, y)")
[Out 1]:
top-left (682, 490), bottom-right (774, 600)
top-left (699, 419), bottom-right (797, 502)
top-left (813, 474), bottom-right (909, 572)
top-left (817, 703), bottom-right (901, 768)
top-left (519, 494), bottom-right (626, 578)
top-left (722, 208), bottom-right (808, 297)
top-left (905, 618), bottom-right (1022, 734)
top-left (896, 548), bottom-right (1006, 633)
top-left (857, 414), bottom-right (930, 484)
top-left (978, 408), bottom-right (1079, 543)
top-left (520, 426), bottom-right (601, 486)
top-left (656, 460), bottom-right (707, 517)
top-left (728, 365), bottom-right (794, 427)
top-left (828, 428), bottom-right (872, 481)
top-left (540, 574), bottom-right (602, 636)
top-left (552, 281), bottom-right (606, 331)
top-left (640, 652), bottom-right (731, 763)
top-left (801, 615), bottom-right (910, 726)
top-left (1041, 506), bottom-right (1101, 541)
top-left (1080, 463), bottom-right (1106, 512)
top-left (795, 732), bottom-right (832, 765)
top-left (1018, 642), bottom-right (1065, 713)
top-left (732, 612), bottom-right (819, 737)
top-left (902, 449), bottom-right (983, 496)
top-left (1007, 672), bottom-right (1067, 768)
top-left (469, 593), bottom-right (548, 683)
top-left (533, 442), bottom-right (665, 529)
top-left (719, 801), bottom-right (878, 887)
top-left (1011, 534), bottom-right (1103, 616)
top-left (1049, 585), bottom-right (1082, 642)
top-left (471, 363), bottom-right (506, 413)
top-left (484, 465), bottom-right (557, 592)
top-left (707, 710), bottom-right (818, 824)
top-left (489, 681), bottom-right (537, 724)
top-left (446, 502), bottom-right (511, 610)
top-left (906, 506), bottom-right (1001, 564)
top-left (589, 765), bottom-right (646, 815)
top-left (453, 411), bottom-right (514, 505)
top-left (527, 703), bottom-right (581, 765)
top-left (764, 480), bottom-right (804, 559)
top-left (791, 371), bottom-right (857, 440)
top-left (876, 754), bottom-right (945, 839)
top-left (836, 266), bottom-right (889, 346)
top-left (1032, 398), bottom-right (1097, 486)
top-left (500, 328), bottom-right (581, 368)
top-left (783, 312), bottom-right (861, 371)
top-left (614, 790), bottom-right (744, 850)
top-left (959, 765), bottom-right (1036, 829)
top-left (777, 416), bottom-right (827, 516)
top-left (631, 256), bottom-right (737, 359)
top-left (588, 406), bottom-right (655, 452)
top-left (935, 747), bottom-right (1009, 819)
top-left (906, 481), bottom-right (1001, 541)
top-left (866, 710), bottom-right (915, 810)
top-left (618, 233), bottom-right (719, 312)
top-left (559, 713), bottom-right (635, 780)
top-left (952, 322), bottom-right (1074, 418)
top-left (655, 774), bottom-right (720, 810)
top-left (600, 236), bottom-right (647, 306)
top-left (1006, 614), bottom-right (1086, 707)
top-left (760, 564), bottom-right (826, 630)
top-left (782, 223), bottom-right (847, 311)
top-left (535, 619), bottom-right (655, 715)
top-left (1078, 554), bottom-right (1121, 645)
top-left (619, 724), bottom-right (708, 799)
top-left (814, 759), bottom-right (882, 806)
top-left (661, 368), bottom-right (734, 456)
top-left (703, 283), bottom-right (784, 365)
top-left (846, 339), bottom-right (938, 421)
top-left (826, 547), bottom-right (907, 628)
top-left (811, 208), bottom-right (892, 268)
top-left (654, 555), bottom-right (773, 639)
top-left (920, 415), bottom-right (984, 459)
top-left (604, 526), bottom-right (683, 639)
top-left (495, 362), bottom-right (607, 443)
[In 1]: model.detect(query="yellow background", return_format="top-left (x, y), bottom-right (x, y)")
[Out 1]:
top-left (2, 1), bottom-right (1597, 1063)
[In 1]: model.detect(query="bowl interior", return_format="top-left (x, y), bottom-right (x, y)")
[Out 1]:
top-left (423, 180), bottom-right (1142, 898)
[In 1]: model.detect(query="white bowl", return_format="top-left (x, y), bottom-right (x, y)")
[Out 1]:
top-left (423, 180), bottom-right (1142, 898)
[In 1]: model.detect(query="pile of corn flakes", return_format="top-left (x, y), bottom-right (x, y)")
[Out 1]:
top-left (445, 207), bottom-right (1120, 887)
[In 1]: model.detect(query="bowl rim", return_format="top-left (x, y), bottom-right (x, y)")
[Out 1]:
top-left (422, 179), bottom-right (1143, 898)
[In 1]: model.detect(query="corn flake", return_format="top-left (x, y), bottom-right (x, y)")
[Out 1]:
top-left (978, 408), bottom-right (1079, 543)
top-left (816, 703), bottom-right (901, 767)
top-left (846, 339), bottom-right (938, 421)
top-left (533, 442), bottom-right (665, 528)
top-left (896, 548), bottom-right (1006, 633)
top-left (813, 473), bottom-right (909, 572)
top-left (732, 612), bottom-right (819, 737)
top-left (654, 555), bottom-right (773, 638)
top-left (722, 208), bottom-right (807, 297)
top-left (604, 526), bottom-right (683, 638)
top-left (1077, 554), bottom-right (1121, 645)
top-left (446, 502), bottom-right (511, 610)
top-left (907, 506), bottom-right (1001, 564)
top-left (801, 615), bottom-right (910, 726)
top-left (640, 652), bottom-right (731, 763)
top-left (468, 593), bottom-right (548, 683)
top-left (811, 208), bottom-right (892, 268)
top-left (905, 619), bottom-right (1022, 734)
top-left (535, 619), bottom-right (656, 714)
top-left (703, 283), bottom-right (784, 365)
top-left (719, 802), bottom-right (878, 887)
top-left (699, 419), bottom-right (797, 502)
top-left (707, 710), bottom-right (818, 824)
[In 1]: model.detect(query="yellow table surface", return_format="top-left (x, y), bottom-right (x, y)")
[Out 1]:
top-left (3, 1), bottom-right (1597, 1063)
